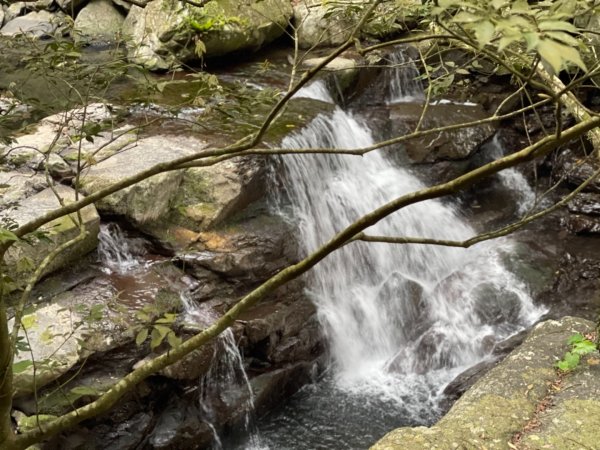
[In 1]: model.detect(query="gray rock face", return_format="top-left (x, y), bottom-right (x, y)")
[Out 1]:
top-left (388, 101), bottom-right (497, 163)
top-left (372, 317), bottom-right (600, 450)
top-left (292, 0), bottom-right (421, 49)
top-left (74, 0), bottom-right (125, 42)
top-left (122, 0), bottom-right (292, 70)
top-left (78, 134), bottom-right (204, 225)
top-left (0, 9), bottom-right (4, 28)
top-left (0, 11), bottom-right (62, 38)
top-left (3, 185), bottom-right (100, 283)
top-left (555, 149), bottom-right (600, 193)
top-left (0, 170), bottom-right (47, 208)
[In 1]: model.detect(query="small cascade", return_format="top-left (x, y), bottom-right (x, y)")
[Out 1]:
top-left (485, 135), bottom-right (537, 215)
top-left (261, 79), bottom-right (545, 447)
top-left (182, 299), bottom-right (265, 450)
top-left (98, 223), bottom-right (144, 273)
top-left (385, 48), bottom-right (424, 103)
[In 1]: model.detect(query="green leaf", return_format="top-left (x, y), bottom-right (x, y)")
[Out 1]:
top-left (167, 331), bottom-right (182, 349)
top-left (537, 38), bottom-right (564, 72)
top-left (12, 360), bottom-right (33, 374)
top-left (545, 31), bottom-right (579, 47)
top-left (153, 324), bottom-right (171, 339)
top-left (0, 228), bottom-right (18, 244)
top-left (568, 333), bottom-right (585, 345)
top-left (539, 20), bottom-right (577, 33)
top-left (150, 327), bottom-right (163, 350)
top-left (21, 315), bottom-right (37, 330)
top-left (135, 327), bottom-right (149, 346)
top-left (572, 339), bottom-right (597, 356)
top-left (557, 351), bottom-right (580, 371)
top-left (471, 20), bottom-right (495, 47)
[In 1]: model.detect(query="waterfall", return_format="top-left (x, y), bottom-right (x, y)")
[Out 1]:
top-left (182, 299), bottom-right (266, 450)
top-left (385, 48), bottom-right (424, 103)
top-left (271, 79), bottom-right (544, 424)
top-left (98, 223), bottom-right (144, 273)
top-left (485, 135), bottom-right (537, 215)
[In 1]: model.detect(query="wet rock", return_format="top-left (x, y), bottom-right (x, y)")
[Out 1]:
top-left (250, 360), bottom-right (320, 417)
top-left (302, 56), bottom-right (360, 93)
top-left (375, 272), bottom-right (427, 342)
top-left (0, 10), bottom-right (4, 28)
top-left (123, 0), bottom-right (292, 71)
top-left (471, 283), bottom-right (522, 325)
top-left (372, 317), bottom-right (598, 450)
top-left (568, 192), bottom-right (600, 216)
top-left (439, 358), bottom-right (498, 413)
top-left (564, 214), bottom-right (600, 234)
top-left (178, 214), bottom-right (298, 286)
top-left (10, 262), bottom-right (185, 396)
top-left (554, 149), bottom-right (600, 193)
top-left (147, 397), bottom-right (213, 450)
top-left (0, 11), bottom-right (63, 38)
top-left (388, 101), bottom-right (497, 163)
top-left (74, 0), bottom-right (125, 43)
top-left (3, 185), bottom-right (100, 284)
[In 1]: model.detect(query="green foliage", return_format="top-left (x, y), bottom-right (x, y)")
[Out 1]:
top-left (557, 332), bottom-right (598, 372)
top-left (432, 0), bottom-right (593, 73)
top-left (134, 308), bottom-right (182, 351)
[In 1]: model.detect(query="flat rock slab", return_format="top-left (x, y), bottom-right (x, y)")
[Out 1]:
top-left (3, 185), bottom-right (100, 282)
top-left (372, 316), bottom-right (599, 450)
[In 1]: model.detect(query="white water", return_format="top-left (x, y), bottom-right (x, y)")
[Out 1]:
top-left (274, 78), bottom-right (544, 420)
top-left (182, 298), bottom-right (266, 450)
top-left (385, 49), bottom-right (425, 103)
top-left (485, 135), bottom-right (537, 216)
top-left (98, 223), bottom-right (144, 273)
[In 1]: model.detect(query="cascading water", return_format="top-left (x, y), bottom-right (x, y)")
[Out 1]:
top-left (256, 65), bottom-right (544, 447)
top-left (182, 299), bottom-right (266, 450)
top-left (385, 49), bottom-right (424, 103)
top-left (484, 135), bottom-right (537, 215)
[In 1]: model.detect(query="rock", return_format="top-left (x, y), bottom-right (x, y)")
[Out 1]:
top-left (11, 262), bottom-right (185, 397)
top-left (123, 0), bottom-right (292, 71)
top-left (372, 316), bottom-right (598, 450)
top-left (74, 0), bottom-right (125, 43)
top-left (2, 185), bottom-right (100, 284)
top-left (388, 101), bottom-right (497, 163)
top-left (178, 214), bottom-right (298, 286)
top-left (0, 11), bottom-right (62, 38)
top-left (568, 192), bottom-right (600, 216)
top-left (302, 56), bottom-right (360, 93)
top-left (148, 396), bottom-right (214, 450)
top-left (292, 0), bottom-right (421, 49)
top-left (250, 361), bottom-right (319, 417)
top-left (554, 149), bottom-right (600, 193)
top-left (565, 214), bottom-right (600, 234)
top-left (471, 283), bottom-right (523, 325)
top-left (4, 3), bottom-right (27, 23)
top-left (78, 134), bottom-right (205, 225)
top-left (1, 103), bottom-right (116, 170)
top-left (170, 156), bottom-right (265, 231)
top-left (0, 9), bottom-right (4, 28)
top-left (0, 170), bottom-right (47, 208)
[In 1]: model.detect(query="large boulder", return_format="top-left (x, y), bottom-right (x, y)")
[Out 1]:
top-left (77, 134), bottom-right (204, 225)
top-left (122, 0), bottom-right (293, 70)
top-left (74, 0), bottom-right (126, 43)
top-left (0, 170), bottom-right (47, 208)
top-left (2, 185), bottom-right (100, 284)
top-left (388, 101), bottom-right (497, 163)
top-left (0, 11), bottom-right (63, 38)
top-left (372, 316), bottom-right (600, 450)
top-left (292, 0), bottom-right (421, 49)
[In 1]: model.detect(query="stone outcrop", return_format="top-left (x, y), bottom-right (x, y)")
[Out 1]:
top-left (74, 0), bottom-right (125, 42)
top-left (2, 185), bottom-right (100, 283)
top-left (0, 11), bottom-right (63, 38)
top-left (292, 0), bottom-right (421, 49)
top-left (372, 316), bottom-right (600, 450)
top-left (122, 0), bottom-right (292, 70)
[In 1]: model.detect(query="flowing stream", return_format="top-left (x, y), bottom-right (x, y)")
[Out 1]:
top-left (251, 65), bottom-right (545, 448)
